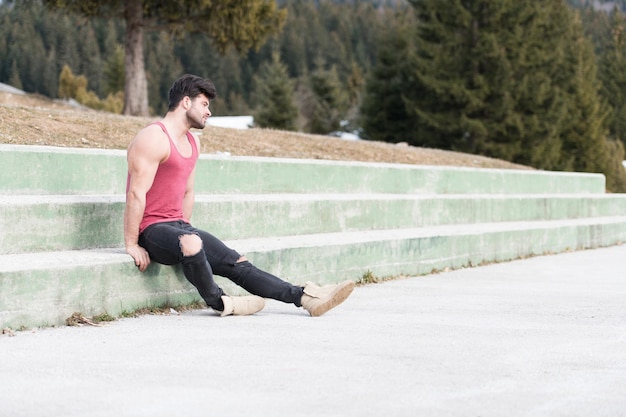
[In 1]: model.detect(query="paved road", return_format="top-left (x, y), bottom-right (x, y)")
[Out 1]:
top-left (2, 246), bottom-right (626, 417)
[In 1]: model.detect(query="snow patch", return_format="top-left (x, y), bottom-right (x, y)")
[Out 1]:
top-left (0, 82), bottom-right (25, 95)
top-left (207, 116), bottom-right (253, 130)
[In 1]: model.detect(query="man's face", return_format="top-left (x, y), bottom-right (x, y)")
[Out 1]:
top-left (186, 94), bottom-right (212, 129)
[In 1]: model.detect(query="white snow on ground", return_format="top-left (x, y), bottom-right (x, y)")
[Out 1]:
top-left (0, 82), bottom-right (25, 95)
top-left (207, 115), bottom-right (361, 140)
top-left (337, 131), bottom-right (360, 140)
top-left (206, 116), bottom-right (253, 130)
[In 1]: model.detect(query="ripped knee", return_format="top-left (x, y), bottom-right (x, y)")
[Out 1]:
top-left (179, 234), bottom-right (203, 257)
top-left (236, 256), bottom-right (248, 263)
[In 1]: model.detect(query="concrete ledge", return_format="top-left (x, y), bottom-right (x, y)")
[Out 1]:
top-left (3, 193), bottom-right (626, 254)
top-left (0, 145), bottom-right (127, 195)
top-left (2, 216), bottom-right (626, 329)
top-left (0, 249), bottom-right (199, 330)
top-left (1, 144), bottom-right (621, 331)
top-left (0, 195), bottom-right (123, 253)
top-left (0, 144), bottom-right (606, 195)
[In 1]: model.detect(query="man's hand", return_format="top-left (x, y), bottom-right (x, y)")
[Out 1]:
top-left (126, 244), bottom-right (151, 272)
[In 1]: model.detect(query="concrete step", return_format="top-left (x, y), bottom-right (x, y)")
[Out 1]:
top-left (3, 216), bottom-right (626, 329)
top-left (0, 144), bottom-right (605, 195)
top-left (3, 193), bottom-right (626, 254)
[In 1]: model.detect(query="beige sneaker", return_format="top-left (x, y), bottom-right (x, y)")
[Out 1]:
top-left (217, 295), bottom-right (265, 317)
top-left (301, 280), bottom-right (355, 317)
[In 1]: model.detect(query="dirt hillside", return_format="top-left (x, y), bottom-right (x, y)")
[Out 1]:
top-left (0, 90), bottom-right (531, 170)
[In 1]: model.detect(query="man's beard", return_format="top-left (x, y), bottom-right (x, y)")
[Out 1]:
top-left (188, 113), bottom-right (206, 130)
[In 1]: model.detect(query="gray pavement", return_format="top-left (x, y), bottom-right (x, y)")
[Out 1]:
top-left (2, 245), bottom-right (626, 417)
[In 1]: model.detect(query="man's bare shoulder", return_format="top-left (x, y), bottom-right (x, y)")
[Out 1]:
top-left (129, 123), bottom-right (165, 147)
top-left (128, 123), bottom-right (170, 162)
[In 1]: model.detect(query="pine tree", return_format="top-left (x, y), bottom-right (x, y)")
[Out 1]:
top-left (512, 1), bottom-right (574, 169)
top-left (360, 13), bottom-right (415, 143)
top-left (556, 10), bottom-right (626, 191)
top-left (42, 48), bottom-right (59, 98)
top-left (0, 0), bottom-right (445, 123)
top-left (302, 57), bottom-right (349, 134)
top-left (226, 92), bottom-right (250, 116)
top-left (42, 0), bottom-right (287, 116)
top-left (406, 0), bottom-right (520, 154)
top-left (557, 11), bottom-right (609, 172)
top-left (0, 11), bottom-right (9, 81)
top-left (404, 1), bottom-right (576, 165)
top-left (57, 64), bottom-right (80, 99)
top-left (343, 60), bottom-right (365, 133)
top-left (253, 52), bottom-right (297, 130)
top-left (597, 7), bottom-right (626, 147)
top-left (103, 44), bottom-right (125, 96)
top-left (8, 60), bottom-right (22, 90)
top-left (214, 49), bottom-right (246, 114)
top-left (602, 139), bottom-right (626, 191)
top-left (278, 2), bottom-right (310, 77)
top-left (144, 31), bottom-right (183, 115)
top-left (77, 23), bottom-right (103, 96)
top-left (99, 20), bottom-right (125, 63)
top-left (405, 0), bottom-right (575, 162)
top-left (56, 16), bottom-right (81, 79)
top-left (8, 10), bottom-right (47, 95)
top-left (405, 0), bottom-right (626, 190)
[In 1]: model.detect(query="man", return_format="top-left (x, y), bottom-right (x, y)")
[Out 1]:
top-left (124, 74), bottom-right (355, 317)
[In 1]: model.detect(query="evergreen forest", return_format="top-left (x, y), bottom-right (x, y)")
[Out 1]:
top-left (3, 0), bottom-right (626, 191)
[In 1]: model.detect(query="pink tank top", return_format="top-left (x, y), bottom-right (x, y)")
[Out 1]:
top-left (135, 122), bottom-right (199, 233)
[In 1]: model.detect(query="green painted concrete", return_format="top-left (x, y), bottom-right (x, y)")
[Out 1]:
top-left (0, 144), bottom-right (606, 195)
top-left (0, 195), bottom-right (123, 254)
top-left (2, 217), bottom-right (626, 329)
top-left (193, 156), bottom-right (606, 195)
top-left (0, 145), bottom-right (127, 195)
top-left (3, 193), bottom-right (626, 254)
top-left (0, 256), bottom-right (199, 329)
top-left (1, 144), bottom-right (625, 329)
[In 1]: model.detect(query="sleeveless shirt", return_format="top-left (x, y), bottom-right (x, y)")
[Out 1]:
top-left (134, 122), bottom-right (199, 233)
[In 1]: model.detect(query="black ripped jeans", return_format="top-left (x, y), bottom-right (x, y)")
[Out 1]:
top-left (139, 221), bottom-right (304, 310)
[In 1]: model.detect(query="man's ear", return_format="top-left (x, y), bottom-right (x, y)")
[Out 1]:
top-left (183, 96), bottom-right (191, 110)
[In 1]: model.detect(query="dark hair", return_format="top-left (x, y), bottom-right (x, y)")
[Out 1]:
top-left (168, 74), bottom-right (217, 111)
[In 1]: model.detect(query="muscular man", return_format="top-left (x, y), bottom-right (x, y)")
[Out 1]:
top-left (124, 74), bottom-right (354, 317)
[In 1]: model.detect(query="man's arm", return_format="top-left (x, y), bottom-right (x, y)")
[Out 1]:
top-left (124, 126), bottom-right (168, 272)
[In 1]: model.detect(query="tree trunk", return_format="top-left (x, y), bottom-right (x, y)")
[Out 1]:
top-left (123, 0), bottom-right (149, 116)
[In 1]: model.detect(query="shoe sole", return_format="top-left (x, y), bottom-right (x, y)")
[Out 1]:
top-left (309, 281), bottom-right (356, 317)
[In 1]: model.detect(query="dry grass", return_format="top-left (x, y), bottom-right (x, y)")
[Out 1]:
top-left (0, 90), bottom-right (532, 170)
